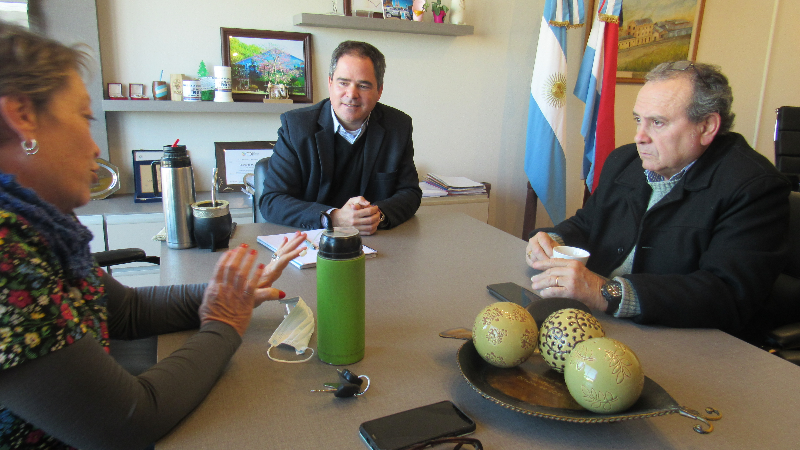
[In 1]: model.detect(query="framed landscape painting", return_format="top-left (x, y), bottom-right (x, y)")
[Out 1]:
top-left (221, 28), bottom-right (313, 103)
top-left (613, 0), bottom-right (706, 83)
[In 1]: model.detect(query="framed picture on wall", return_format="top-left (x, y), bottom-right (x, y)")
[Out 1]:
top-left (221, 28), bottom-right (313, 103)
top-left (585, 0), bottom-right (706, 83)
top-left (214, 141), bottom-right (275, 192)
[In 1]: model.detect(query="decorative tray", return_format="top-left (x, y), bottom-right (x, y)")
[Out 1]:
top-left (444, 298), bottom-right (721, 433)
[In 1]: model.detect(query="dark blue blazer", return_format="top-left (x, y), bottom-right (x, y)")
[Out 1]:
top-left (260, 99), bottom-right (422, 229)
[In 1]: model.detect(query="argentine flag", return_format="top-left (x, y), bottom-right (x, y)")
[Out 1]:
top-left (574, 0), bottom-right (622, 191)
top-left (524, 0), bottom-right (584, 225)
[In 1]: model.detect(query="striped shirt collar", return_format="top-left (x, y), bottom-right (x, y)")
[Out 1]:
top-left (331, 104), bottom-right (370, 144)
top-left (645, 160), bottom-right (697, 183)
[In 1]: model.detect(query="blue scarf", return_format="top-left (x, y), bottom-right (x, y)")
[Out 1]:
top-left (0, 171), bottom-right (94, 278)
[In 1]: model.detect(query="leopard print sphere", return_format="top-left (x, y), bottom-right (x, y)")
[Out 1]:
top-left (539, 308), bottom-right (605, 373)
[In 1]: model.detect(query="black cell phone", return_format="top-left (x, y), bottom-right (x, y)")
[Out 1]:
top-left (486, 282), bottom-right (539, 308)
top-left (487, 282), bottom-right (592, 324)
top-left (359, 400), bottom-right (476, 450)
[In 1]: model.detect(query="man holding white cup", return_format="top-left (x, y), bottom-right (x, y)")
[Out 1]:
top-left (526, 61), bottom-right (790, 337)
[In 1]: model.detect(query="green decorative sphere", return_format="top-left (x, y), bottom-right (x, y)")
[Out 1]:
top-left (564, 337), bottom-right (645, 414)
top-left (539, 308), bottom-right (605, 373)
top-left (472, 302), bottom-right (538, 368)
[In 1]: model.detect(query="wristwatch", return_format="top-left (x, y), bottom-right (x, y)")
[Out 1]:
top-left (601, 280), bottom-right (623, 315)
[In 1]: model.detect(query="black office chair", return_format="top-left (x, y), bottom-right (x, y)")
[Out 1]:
top-left (775, 106), bottom-right (800, 192)
top-left (252, 157), bottom-right (270, 223)
top-left (755, 191), bottom-right (800, 365)
top-left (742, 110), bottom-right (800, 364)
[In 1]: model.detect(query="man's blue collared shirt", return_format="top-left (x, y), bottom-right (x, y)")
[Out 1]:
top-left (330, 105), bottom-right (370, 144)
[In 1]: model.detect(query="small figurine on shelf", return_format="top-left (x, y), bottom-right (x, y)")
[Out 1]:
top-left (198, 60), bottom-right (214, 101)
top-left (271, 84), bottom-right (288, 99)
top-left (327, 0), bottom-right (341, 15)
top-left (431, 0), bottom-right (448, 23)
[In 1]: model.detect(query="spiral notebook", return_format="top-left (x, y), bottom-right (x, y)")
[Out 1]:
top-left (256, 229), bottom-right (377, 269)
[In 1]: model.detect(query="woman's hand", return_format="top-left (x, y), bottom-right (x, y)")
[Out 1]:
top-left (198, 233), bottom-right (306, 336)
top-left (526, 232), bottom-right (558, 267)
top-left (251, 231), bottom-right (307, 307)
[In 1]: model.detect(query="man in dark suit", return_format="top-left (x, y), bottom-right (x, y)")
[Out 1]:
top-left (525, 61), bottom-right (790, 336)
top-left (260, 41), bottom-right (422, 235)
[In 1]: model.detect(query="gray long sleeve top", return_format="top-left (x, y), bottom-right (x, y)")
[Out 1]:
top-left (0, 273), bottom-right (241, 450)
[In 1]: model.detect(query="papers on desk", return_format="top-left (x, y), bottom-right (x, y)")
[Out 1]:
top-left (425, 173), bottom-right (487, 195)
top-left (257, 229), bottom-right (377, 269)
top-left (420, 181), bottom-right (448, 198)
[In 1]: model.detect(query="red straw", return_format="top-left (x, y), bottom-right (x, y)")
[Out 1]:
top-left (172, 139), bottom-right (180, 147)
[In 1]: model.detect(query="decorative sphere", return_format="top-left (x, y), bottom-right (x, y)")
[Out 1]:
top-left (539, 308), bottom-right (605, 373)
top-left (472, 302), bottom-right (538, 368)
top-left (564, 337), bottom-right (645, 414)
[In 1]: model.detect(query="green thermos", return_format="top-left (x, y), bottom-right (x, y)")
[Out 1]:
top-left (316, 213), bottom-right (365, 365)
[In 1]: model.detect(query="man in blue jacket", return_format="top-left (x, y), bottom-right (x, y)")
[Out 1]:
top-left (260, 41), bottom-right (422, 235)
top-left (526, 61), bottom-right (790, 336)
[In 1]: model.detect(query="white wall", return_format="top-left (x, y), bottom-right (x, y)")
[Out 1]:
top-left (97, 0), bottom-right (591, 237)
top-left (97, 0), bottom-right (800, 238)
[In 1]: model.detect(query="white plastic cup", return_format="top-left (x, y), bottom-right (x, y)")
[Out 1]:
top-left (214, 66), bottom-right (233, 102)
top-left (182, 80), bottom-right (201, 101)
top-left (552, 246), bottom-right (590, 265)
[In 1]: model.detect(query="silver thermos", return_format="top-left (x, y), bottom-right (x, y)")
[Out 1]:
top-left (154, 143), bottom-right (196, 249)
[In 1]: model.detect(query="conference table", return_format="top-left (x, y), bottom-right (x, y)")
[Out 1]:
top-left (155, 210), bottom-right (800, 449)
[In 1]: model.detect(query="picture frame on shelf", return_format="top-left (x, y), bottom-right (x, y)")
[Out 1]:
top-left (593, 0), bottom-right (706, 84)
top-left (220, 28), bottom-right (313, 103)
top-left (132, 149), bottom-right (164, 203)
top-left (383, 0), bottom-right (413, 20)
top-left (214, 141), bottom-right (275, 192)
top-left (345, 0), bottom-right (384, 18)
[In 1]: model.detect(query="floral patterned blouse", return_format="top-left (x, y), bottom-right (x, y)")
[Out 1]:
top-left (0, 210), bottom-right (108, 449)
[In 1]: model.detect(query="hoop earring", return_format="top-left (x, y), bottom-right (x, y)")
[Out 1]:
top-left (21, 139), bottom-right (39, 156)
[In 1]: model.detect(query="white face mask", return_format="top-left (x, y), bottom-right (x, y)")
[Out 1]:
top-left (267, 297), bottom-right (315, 363)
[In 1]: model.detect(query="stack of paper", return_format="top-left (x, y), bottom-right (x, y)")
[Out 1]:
top-left (419, 181), bottom-right (448, 198)
top-left (257, 229), bottom-right (377, 269)
top-left (425, 174), bottom-right (487, 195)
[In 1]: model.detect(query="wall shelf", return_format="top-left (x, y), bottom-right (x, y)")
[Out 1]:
top-left (102, 100), bottom-right (307, 114)
top-left (293, 13), bottom-right (473, 36)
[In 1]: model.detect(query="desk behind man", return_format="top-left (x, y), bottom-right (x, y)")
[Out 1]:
top-left (260, 40), bottom-right (422, 235)
top-left (527, 61), bottom-right (790, 337)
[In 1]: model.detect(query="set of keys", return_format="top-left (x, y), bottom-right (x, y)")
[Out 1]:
top-left (311, 369), bottom-right (371, 398)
